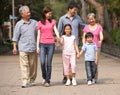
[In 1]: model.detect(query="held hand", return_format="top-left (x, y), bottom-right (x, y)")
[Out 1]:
top-left (77, 53), bottom-right (80, 59)
top-left (57, 38), bottom-right (61, 43)
top-left (55, 42), bottom-right (61, 50)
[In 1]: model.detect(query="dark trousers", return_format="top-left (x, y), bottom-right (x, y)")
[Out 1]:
top-left (85, 61), bottom-right (97, 81)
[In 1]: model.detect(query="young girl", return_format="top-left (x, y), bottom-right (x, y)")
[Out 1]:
top-left (60, 24), bottom-right (80, 86)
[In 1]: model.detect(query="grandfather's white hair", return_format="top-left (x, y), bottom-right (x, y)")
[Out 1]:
top-left (19, 5), bottom-right (29, 14)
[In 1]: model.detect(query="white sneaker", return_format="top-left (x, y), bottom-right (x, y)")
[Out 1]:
top-left (92, 79), bottom-right (96, 84)
top-left (45, 83), bottom-right (50, 87)
top-left (65, 79), bottom-right (71, 86)
top-left (87, 81), bottom-right (92, 85)
top-left (29, 82), bottom-right (36, 86)
top-left (72, 78), bottom-right (77, 86)
top-left (21, 83), bottom-right (30, 88)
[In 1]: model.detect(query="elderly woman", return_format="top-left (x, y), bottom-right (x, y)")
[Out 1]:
top-left (82, 13), bottom-right (104, 83)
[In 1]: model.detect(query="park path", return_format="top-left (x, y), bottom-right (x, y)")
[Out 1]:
top-left (0, 51), bottom-right (120, 95)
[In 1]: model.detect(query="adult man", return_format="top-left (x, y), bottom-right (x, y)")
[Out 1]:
top-left (58, 2), bottom-right (85, 84)
top-left (58, 2), bottom-right (85, 45)
top-left (12, 5), bottom-right (38, 88)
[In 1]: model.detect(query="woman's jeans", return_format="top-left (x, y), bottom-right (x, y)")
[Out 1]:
top-left (85, 61), bottom-right (97, 81)
top-left (40, 43), bottom-right (55, 83)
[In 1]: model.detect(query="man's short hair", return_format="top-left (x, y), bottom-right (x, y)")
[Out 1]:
top-left (67, 2), bottom-right (78, 10)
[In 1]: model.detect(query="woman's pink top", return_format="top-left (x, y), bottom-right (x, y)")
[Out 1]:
top-left (37, 19), bottom-right (56, 44)
top-left (83, 24), bottom-right (103, 48)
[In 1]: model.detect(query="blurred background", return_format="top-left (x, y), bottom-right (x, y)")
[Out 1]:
top-left (0, 0), bottom-right (120, 57)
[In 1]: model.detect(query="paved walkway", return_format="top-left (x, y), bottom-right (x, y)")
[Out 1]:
top-left (0, 50), bottom-right (120, 95)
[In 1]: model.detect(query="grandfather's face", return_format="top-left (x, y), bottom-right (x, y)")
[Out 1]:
top-left (21, 8), bottom-right (31, 20)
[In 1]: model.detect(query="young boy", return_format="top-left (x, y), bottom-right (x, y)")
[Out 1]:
top-left (80, 32), bottom-right (98, 85)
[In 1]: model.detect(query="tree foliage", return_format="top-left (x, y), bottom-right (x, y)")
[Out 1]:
top-left (0, 0), bottom-right (12, 26)
top-left (0, 0), bottom-right (120, 46)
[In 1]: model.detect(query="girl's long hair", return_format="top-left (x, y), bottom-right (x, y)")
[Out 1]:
top-left (41, 6), bottom-right (52, 24)
top-left (62, 24), bottom-right (72, 35)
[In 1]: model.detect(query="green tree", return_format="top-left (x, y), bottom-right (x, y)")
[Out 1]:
top-left (0, 0), bottom-right (11, 27)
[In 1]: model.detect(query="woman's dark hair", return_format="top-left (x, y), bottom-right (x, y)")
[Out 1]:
top-left (67, 2), bottom-right (78, 10)
top-left (85, 32), bottom-right (94, 39)
top-left (62, 24), bottom-right (72, 35)
top-left (41, 6), bottom-right (52, 24)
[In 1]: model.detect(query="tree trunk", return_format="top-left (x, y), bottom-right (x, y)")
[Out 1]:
top-left (112, 12), bottom-right (119, 29)
top-left (86, 0), bottom-right (104, 27)
top-left (104, 3), bottom-right (112, 32)
top-left (79, 0), bottom-right (87, 23)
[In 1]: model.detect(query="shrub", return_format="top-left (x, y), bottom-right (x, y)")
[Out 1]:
top-left (115, 29), bottom-right (120, 47)
top-left (110, 29), bottom-right (117, 42)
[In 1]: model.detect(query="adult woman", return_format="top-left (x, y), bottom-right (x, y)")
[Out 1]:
top-left (37, 6), bottom-right (60, 87)
top-left (82, 13), bottom-right (104, 82)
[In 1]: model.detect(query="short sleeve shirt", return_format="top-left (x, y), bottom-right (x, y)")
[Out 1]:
top-left (62, 35), bottom-right (76, 55)
top-left (37, 19), bottom-right (56, 44)
top-left (82, 42), bottom-right (98, 61)
top-left (12, 19), bottom-right (38, 52)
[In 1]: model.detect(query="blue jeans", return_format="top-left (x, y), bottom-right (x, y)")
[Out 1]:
top-left (40, 43), bottom-right (55, 83)
top-left (85, 61), bottom-right (97, 81)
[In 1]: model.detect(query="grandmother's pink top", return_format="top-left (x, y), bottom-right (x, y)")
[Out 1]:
top-left (37, 19), bottom-right (56, 44)
top-left (83, 24), bottom-right (103, 48)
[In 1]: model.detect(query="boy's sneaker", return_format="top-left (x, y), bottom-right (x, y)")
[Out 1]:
top-left (87, 81), bottom-right (92, 85)
top-left (45, 83), bottom-right (50, 87)
top-left (65, 79), bottom-right (71, 86)
top-left (92, 79), bottom-right (96, 84)
top-left (72, 78), bottom-right (77, 86)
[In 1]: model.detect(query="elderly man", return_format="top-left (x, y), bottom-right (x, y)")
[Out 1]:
top-left (12, 5), bottom-right (38, 88)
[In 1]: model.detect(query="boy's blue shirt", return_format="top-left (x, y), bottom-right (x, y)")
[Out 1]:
top-left (82, 42), bottom-right (98, 61)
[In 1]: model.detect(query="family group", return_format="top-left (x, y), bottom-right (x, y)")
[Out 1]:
top-left (12, 2), bottom-right (103, 88)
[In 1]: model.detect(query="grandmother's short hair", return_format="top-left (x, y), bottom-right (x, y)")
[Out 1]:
top-left (87, 13), bottom-right (96, 18)
top-left (19, 5), bottom-right (29, 14)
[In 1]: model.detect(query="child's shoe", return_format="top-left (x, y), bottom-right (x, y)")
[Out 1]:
top-left (44, 83), bottom-right (50, 87)
top-left (72, 78), bottom-right (77, 86)
top-left (62, 77), bottom-right (67, 84)
top-left (65, 79), bottom-right (71, 86)
top-left (92, 79), bottom-right (96, 84)
top-left (87, 81), bottom-right (92, 85)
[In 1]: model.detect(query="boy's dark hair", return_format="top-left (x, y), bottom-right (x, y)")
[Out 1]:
top-left (67, 2), bottom-right (78, 10)
top-left (85, 32), bottom-right (94, 39)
